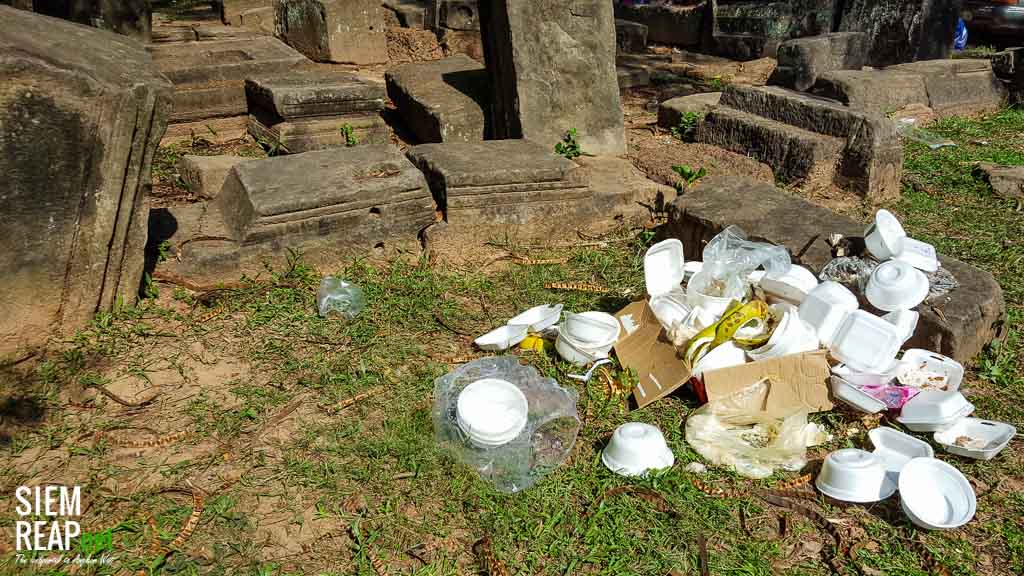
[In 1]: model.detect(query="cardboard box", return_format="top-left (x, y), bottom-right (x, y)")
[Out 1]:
top-left (614, 300), bottom-right (833, 413)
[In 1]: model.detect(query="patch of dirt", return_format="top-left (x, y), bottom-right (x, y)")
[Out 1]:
top-left (627, 129), bottom-right (774, 189)
top-left (387, 26), bottom-right (444, 64)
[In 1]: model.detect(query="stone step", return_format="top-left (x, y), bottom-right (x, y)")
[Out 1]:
top-left (247, 113), bottom-right (390, 154)
top-left (385, 55), bottom-right (490, 143)
top-left (667, 176), bottom-right (1006, 364)
top-left (697, 106), bottom-right (844, 185)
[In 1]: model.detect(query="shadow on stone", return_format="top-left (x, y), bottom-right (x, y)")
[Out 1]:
top-left (144, 207), bottom-right (180, 292)
top-left (441, 69), bottom-right (493, 139)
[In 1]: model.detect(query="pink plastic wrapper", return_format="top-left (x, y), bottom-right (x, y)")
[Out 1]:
top-left (861, 384), bottom-right (920, 410)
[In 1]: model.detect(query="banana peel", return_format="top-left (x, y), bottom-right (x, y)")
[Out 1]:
top-left (683, 299), bottom-right (772, 366)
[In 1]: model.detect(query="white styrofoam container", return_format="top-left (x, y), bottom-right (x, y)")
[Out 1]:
top-left (933, 418), bottom-right (1017, 460)
top-left (830, 310), bottom-right (903, 373)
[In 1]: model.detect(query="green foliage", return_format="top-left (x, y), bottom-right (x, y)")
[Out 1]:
top-left (141, 272), bottom-right (159, 299)
top-left (554, 128), bottom-right (583, 159)
top-left (669, 111), bottom-right (702, 141)
top-left (256, 135), bottom-right (288, 157)
top-left (671, 164), bottom-right (707, 192)
top-left (707, 76), bottom-right (728, 91)
top-left (339, 124), bottom-right (359, 147)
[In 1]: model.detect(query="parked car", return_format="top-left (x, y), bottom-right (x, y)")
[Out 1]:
top-left (962, 1), bottom-right (1024, 39)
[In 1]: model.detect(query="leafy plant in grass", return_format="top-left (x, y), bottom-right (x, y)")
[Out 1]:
top-left (340, 124), bottom-right (358, 147)
top-left (669, 111), bottom-right (702, 142)
top-left (554, 128), bottom-right (583, 159)
top-left (671, 164), bottom-right (707, 192)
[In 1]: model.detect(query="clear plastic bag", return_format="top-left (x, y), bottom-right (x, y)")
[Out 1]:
top-left (317, 277), bottom-right (366, 319)
top-left (819, 256), bottom-right (879, 293)
top-left (702, 226), bottom-right (791, 285)
top-left (925, 266), bottom-right (959, 301)
top-left (684, 378), bottom-right (809, 479)
top-left (432, 356), bottom-right (580, 493)
top-left (895, 118), bottom-right (955, 150)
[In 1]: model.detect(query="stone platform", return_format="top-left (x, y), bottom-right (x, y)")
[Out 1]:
top-left (667, 176), bottom-right (1006, 363)
top-left (697, 84), bottom-right (902, 201)
top-left (246, 71), bottom-right (389, 153)
top-left (407, 140), bottom-right (675, 233)
top-left (813, 59), bottom-right (1007, 118)
top-left (148, 37), bottom-right (308, 122)
top-left (154, 146), bottom-right (436, 282)
top-left (385, 55), bottom-right (490, 143)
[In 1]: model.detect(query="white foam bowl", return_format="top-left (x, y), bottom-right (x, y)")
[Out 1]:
top-left (830, 310), bottom-right (903, 374)
top-left (563, 311), bottom-right (620, 345)
top-left (799, 281), bottom-right (858, 347)
top-left (899, 457), bottom-right (976, 529)
top-left (868, 427), bottom-right (934, 481)
top-left (650, 291), bottom-right (690, 330)
top-left (934, 418), bottom-right (1017, 461)
top-left (865, 260), bottom-right (930, 312)
top-left (865, 209), bottom-right (907, 260)
top-left (830, 375), bottom-right (887, 414)
top-left (687, 270), bottom-right (747, 318)
top-left (815, 448), bottom-right (896, 503)
top-left (692, 341), bottom-right (746, 379)
top-left (456, 378), bottom-right (529, 447)
top-left (555, 332), bottom-right (611, 366)
top-left (645, 239), bottom-right (685, 297)
top-left (507, 304), bottom-right (563, 332)
top-left (897, 390), bottom-right (975, 432)
top-left (602, 422), bottom-right (675, 477)
top-left (760, 265), bottom-right (819, 304)
top-left (474, 324), bottom-right (529, 351)
top-left (894, 237), bottom-right (939, 272)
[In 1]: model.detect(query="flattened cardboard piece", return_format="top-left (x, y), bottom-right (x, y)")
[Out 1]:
top-left (614, 300), bottom-right (833, 414)
top-left (702, 350), bottom-right (833, 418)
top-left (614, 301), bottom-right (689, 408)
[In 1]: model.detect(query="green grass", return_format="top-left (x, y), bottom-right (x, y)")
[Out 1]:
top-left (2, 110), bottom-right (1023, 575)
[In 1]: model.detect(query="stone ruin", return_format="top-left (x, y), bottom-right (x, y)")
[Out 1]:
top-left (246, 70), bottom-right (390, 153)
top-left (0, 0), bottom-right (1011, 364)
top-left (0, 5), bottom-right (171, 356)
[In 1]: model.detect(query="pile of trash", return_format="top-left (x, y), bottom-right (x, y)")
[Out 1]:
top-left (429, 212), bottom-right (1014, 529)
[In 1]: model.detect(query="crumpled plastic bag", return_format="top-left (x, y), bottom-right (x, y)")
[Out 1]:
top-left (685, 378), bottom-right (809, 479)
top-left (819, 256), bottom-right (878, 293)
top-left (432, 356), bottom-right (580, 493)
top-left (702, 225), bottom-right (791, 286)
top-left (317, 277), bottom-right (366, 319)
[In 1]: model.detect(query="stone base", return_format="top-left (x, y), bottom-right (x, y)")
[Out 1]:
top-left (615, 19), bottom-right (647, 53)
top-left (618, 65), bottom-right (651, 90)
top-left (698, 85), bottom-right (903, 202)
top-left (406, 140), bottom-right (674, 232)
top-left (245, 71), bottom-right (385, 120)
top-left (220, 0), bottom-right (272, 26)
top-left (657, 92), bottom-right (721, 130)
top-left (161, 116), bottom-right (250, 147)
top-left (812, 70), bottom-right (928, 115)
top-left (383, 0), bottom-right (427, 29)
top-left (886, 59), bottom-right (1007, 118)
top-left (385, 55), bottom-right (489, 143)
top-left (156, 146), bottom-right (435, 283)
top-left (667, 176), bottom-right (1006, 363)
top-left (248, 114), bottom-right (390, 153)
top-left (698, 106), bottom-right (843, 185)
top-left (276, 0), bottom-right (388, 65)
top-left (771, 32), bottom-right (867, 92)
top-left (614, 2), bottom-right (703, 47)
top-left (178, 155), bottom-right (255, 199)
top-left (148, 37), bottom-right (308, 122)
